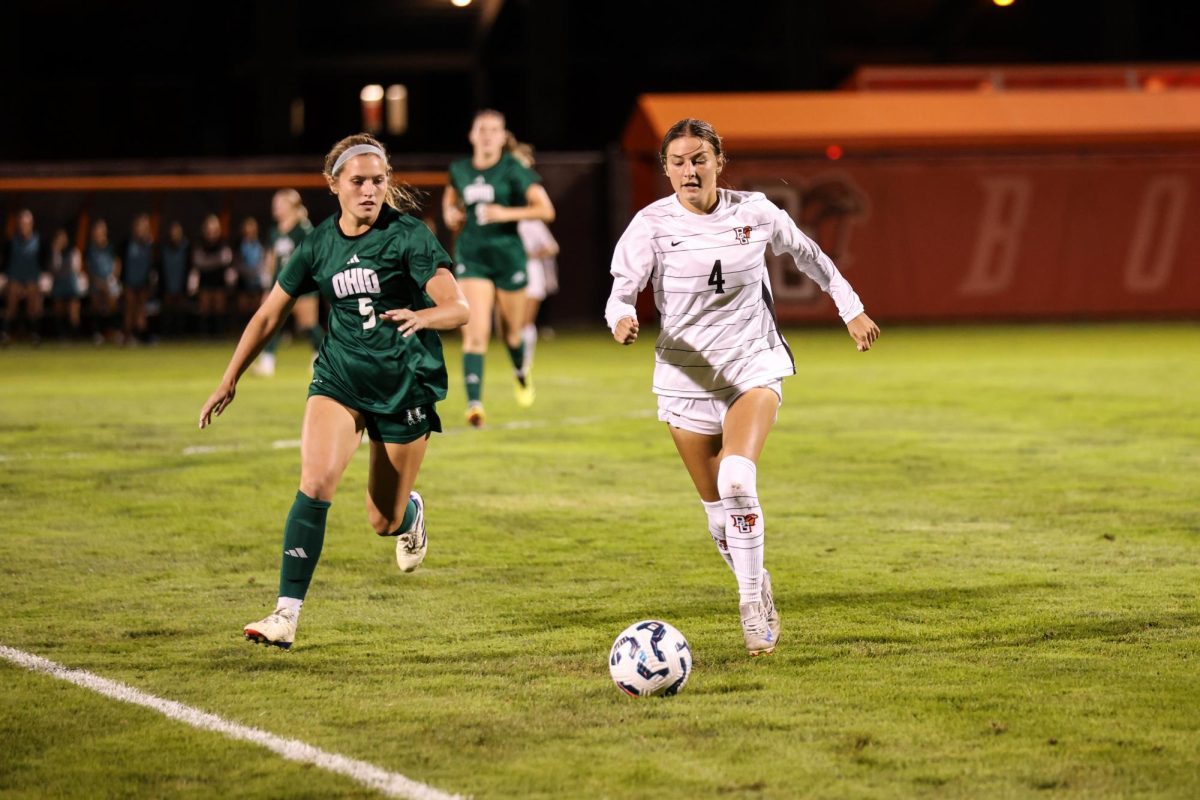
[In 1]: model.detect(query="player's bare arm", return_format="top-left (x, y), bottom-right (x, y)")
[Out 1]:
top-left (199, 284), bottom-right (298, 428)
top-left (442, 184), bottom-right (465, 231)
top-left (476, 184), bottom-right (556, 225)
top-left (380, 267), bottom-right (470, 338)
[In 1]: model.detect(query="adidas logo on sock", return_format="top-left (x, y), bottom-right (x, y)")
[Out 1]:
top-left (285, 547), bottom-right (309, 559)
top-left (346, 254), bottom-right (360, 265)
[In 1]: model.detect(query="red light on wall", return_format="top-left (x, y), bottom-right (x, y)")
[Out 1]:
top-left (825, 144), bottom-right (844, 160)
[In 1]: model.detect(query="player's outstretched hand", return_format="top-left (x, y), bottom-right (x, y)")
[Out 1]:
top-left (199, 383), bottom-right (236, 429)
top-left (847, 313), bottom-right (880, 352)
top-left (381, 308), bottom-right (426, 338)
top-left (614, 316), bottom-right (640, 345)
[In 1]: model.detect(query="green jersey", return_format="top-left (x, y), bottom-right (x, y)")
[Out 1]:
top-left (278, 206), bottom-right (453, 414)
top-left (448, 151), bottom-right (540, 273)
top-left (270, 219), bottom-right (313, 290)
top-left (269, 219), bottom-right (312, 270)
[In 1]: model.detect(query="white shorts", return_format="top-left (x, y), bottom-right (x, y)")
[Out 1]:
top-left (524, 257), bottom-right (559, 302)
top-left (656, 381), bottom-right (783, 435)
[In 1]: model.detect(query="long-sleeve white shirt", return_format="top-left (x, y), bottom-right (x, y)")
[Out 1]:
top-left (605, 188), bottom-right (864, 398)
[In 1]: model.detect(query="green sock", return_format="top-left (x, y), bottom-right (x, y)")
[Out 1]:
top-left (464, 352), bottom-right (484, 403)
top-left (399, 498), bottom-right (417, 533)
top-left (506, 342), bottom-right (526, 377)
top-left (301, 326), bottom-right (325, 351)
top-left (278, 491), bottom-right (331, 601)
top-left (263, 331), bottom-right (278, 355)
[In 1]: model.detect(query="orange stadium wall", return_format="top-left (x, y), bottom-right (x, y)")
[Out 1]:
top-left (623, 85), bottom-right (1200, 322)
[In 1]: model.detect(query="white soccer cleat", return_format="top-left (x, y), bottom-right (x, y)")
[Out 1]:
top-left (739, 601), bottom-right (777, 657)
top-left (251, 352), bottom-right (276, 377)
top-left (244, 606), bottom-right (298, 650)
top-left (761, 569), bottom-right (781, 644)
top-left (395, 491), bottom-right (427, 573)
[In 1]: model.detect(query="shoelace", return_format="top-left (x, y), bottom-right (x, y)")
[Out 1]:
top-left (267, 609), bottom-right (295, 625)
top-left (742, 609), bottom-right (769, 638)
top-left (398, 532), bottom-right (421, 553)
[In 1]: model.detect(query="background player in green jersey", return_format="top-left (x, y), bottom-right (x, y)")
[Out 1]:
top-left (252, 189), bottom-right (318, 377)
top-left (443, 110), bottom-right (556, 427)
top-left (199, 133), bottom-right (470, 649)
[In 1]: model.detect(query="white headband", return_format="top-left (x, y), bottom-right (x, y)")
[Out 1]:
top-left (332, 144), bottom-right (388, 176)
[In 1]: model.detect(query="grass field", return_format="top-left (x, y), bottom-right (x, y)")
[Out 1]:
top-left (1, 323), bottom-right (1198, 799)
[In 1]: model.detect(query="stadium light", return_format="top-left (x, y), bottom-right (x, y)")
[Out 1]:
top-left (451, 0), bottom-right (472, 7)
top-left (360, 84), bottom-right (384, 134)
top-left (386, 85), bottom-right (408, 136)
top-left (993, 0), bottom-right (1014, 6)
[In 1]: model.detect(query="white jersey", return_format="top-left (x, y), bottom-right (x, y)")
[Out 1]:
top-left (605, 189), bottom-right (864, 399)
top-left (518, 219), bottom-right (559, 299)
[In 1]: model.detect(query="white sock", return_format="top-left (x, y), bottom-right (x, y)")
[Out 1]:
top-left (701, 499), bottom-right (735, 573)
top-left (521, 323), bottom-right (537, 371)
top-left (718, 455), bottom-right (764, 605)
top-left (276, 596), bottom-right (303, 616)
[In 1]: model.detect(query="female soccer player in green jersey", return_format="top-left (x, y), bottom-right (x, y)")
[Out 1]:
top-left (443, 110), bottom-right (556, 427)
top-left (199, 133), bottom-right (470, 649)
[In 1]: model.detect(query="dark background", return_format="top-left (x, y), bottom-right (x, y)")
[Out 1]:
top-left (2, 0), bottom-right (1197, 162)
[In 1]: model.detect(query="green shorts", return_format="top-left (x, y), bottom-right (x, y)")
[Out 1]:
top-left (308, 385), bottom-right (443, 444)
top-left (454, 241), bottom-right (528, 292)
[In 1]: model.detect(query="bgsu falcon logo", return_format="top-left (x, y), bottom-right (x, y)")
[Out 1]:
top-left (733, 225), bottom-right (753, 244)
top-left (730, 513), bottom-right (759, 533)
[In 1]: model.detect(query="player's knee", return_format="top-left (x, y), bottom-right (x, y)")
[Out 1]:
top-left (717, 455), bottom-right (758, 500)
top-left (298, 476), bottom-right (337, 502)
top-left (367, 504), bottom-right (400, 536)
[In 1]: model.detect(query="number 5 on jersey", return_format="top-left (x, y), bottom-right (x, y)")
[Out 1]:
top-left (708, 259), bottom-right (725, 294)
top-left (358, 297), bottom-right (376, 330)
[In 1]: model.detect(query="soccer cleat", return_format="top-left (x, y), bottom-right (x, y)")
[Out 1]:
top-left (395, 491), bottom-right (427, 573)
top-left (251, 352), bottom-right (276, 377)
top-left (244, 606), bottom-right (298, 649)
top-left (465, 402), bottom-right (486, 428)
top-left (761, 569), bottom-right (782, 644)
top-left (739, 601), bottom-right (776, 656)
top-left (513, 370), bottom-right (535, 408)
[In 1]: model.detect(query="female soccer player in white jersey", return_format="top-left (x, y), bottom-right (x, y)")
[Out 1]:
top-left (605, 118), bottom-right (879, 656)
top-left (199, 133), bottom-right (470, 649)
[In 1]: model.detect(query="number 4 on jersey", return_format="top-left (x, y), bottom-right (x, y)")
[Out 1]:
top-left (708, 260), bottom-right (725, 294)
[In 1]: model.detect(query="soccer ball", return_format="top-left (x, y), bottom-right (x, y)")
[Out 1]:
top-left (608, 620), bottom-right (693, 697)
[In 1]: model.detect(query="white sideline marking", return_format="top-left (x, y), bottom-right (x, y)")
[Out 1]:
top-left (0, 645), bottom-right (467, 800)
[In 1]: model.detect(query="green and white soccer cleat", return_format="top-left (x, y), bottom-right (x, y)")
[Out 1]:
top-left (243, 606), bottom-right (298, 650)
top-left (739, 601), bottom-right (777, 657)
top-left (395, 491), bottom-right (427, 573)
